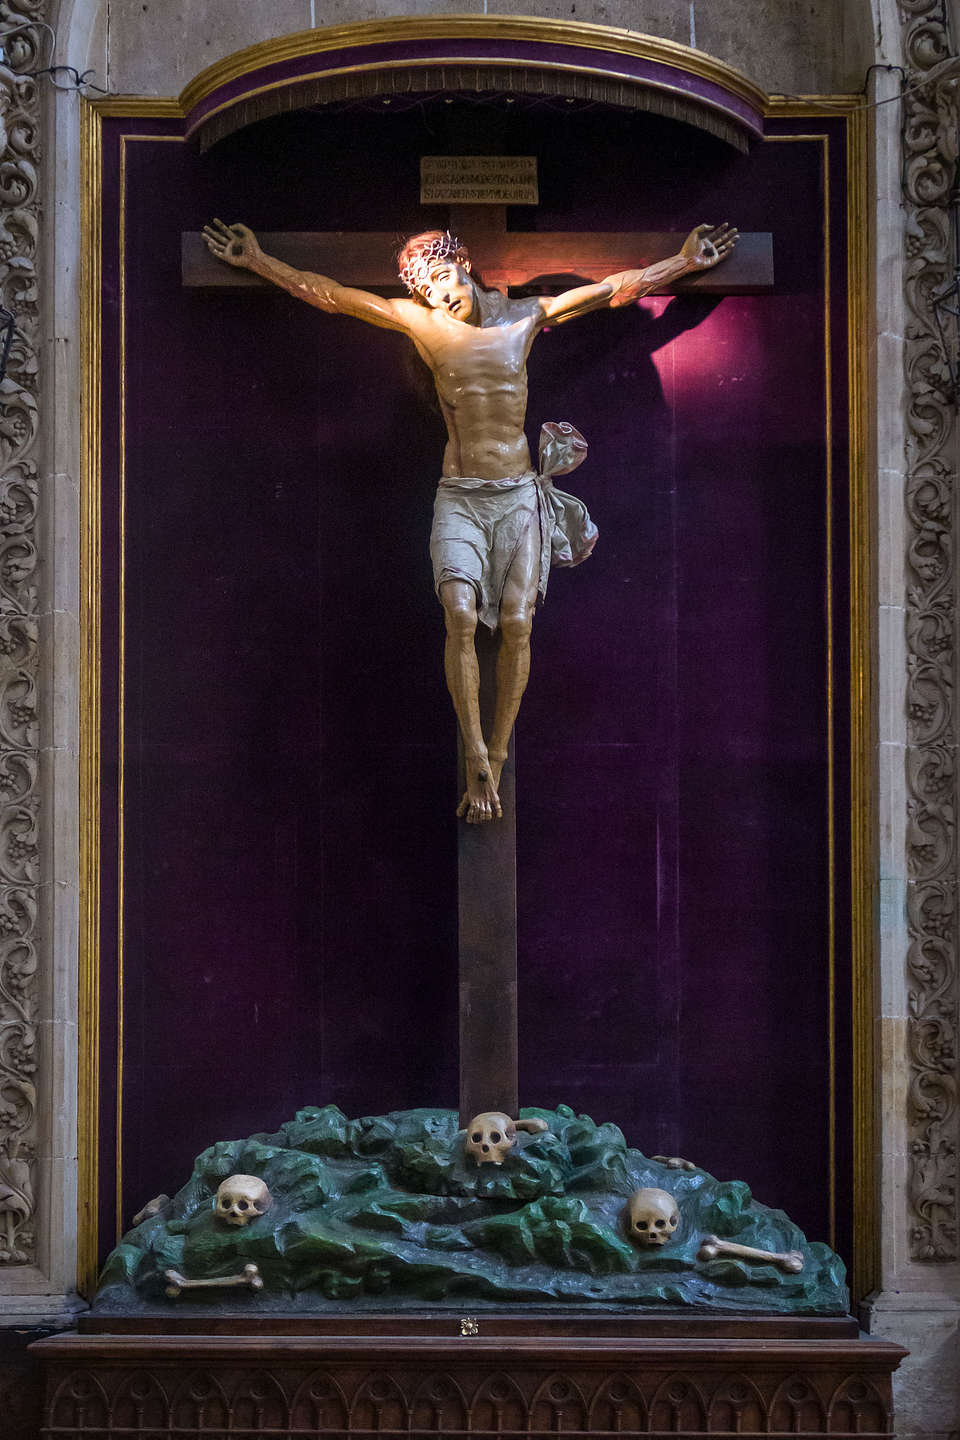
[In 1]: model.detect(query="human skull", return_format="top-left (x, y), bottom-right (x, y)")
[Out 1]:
top-left (465, 1112), bottom-right (517, 1165)
top-left (625, 1187), bottom-right (680, 1248)
top-left (215, 1174), bottom-right (272, 1227)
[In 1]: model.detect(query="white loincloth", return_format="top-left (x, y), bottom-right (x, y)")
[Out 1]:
top-left (430, 422), bottom-right (597, 632)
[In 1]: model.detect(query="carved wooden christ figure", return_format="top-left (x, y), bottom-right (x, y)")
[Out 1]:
top-left (204, 219), bottom-right (737, 822)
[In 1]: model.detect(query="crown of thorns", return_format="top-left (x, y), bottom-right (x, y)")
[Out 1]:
top-left (398, 231), bottom-right (469, 294)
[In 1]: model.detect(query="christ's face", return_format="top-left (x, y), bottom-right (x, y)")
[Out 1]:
top-left (421, 261), bottom-right (476, 322)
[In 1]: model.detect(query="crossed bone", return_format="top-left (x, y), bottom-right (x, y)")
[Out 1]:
top-left (164, 1262), bottom-right (263, 1298)
top-left (697, 1234), bottom-right (804, 1273)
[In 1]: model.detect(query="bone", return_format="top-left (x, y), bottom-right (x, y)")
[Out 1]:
top-left (697, 1234), bottom-right (804, 1273)
top-left (652, 1155), bottom-right (696, 1171)
top-left (164, 1262), bottom-right (264, 1299)
top-left (515, 1117), bottom-right (549, 1135)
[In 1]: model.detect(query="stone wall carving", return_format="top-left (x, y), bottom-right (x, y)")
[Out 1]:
top-left (0, 0), bottom-right (43, 1265)
top-left (902, 0), bottom-right (960, 1261)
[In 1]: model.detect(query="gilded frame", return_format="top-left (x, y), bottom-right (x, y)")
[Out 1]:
top-left (77, 19), bottom-right (873, 1302)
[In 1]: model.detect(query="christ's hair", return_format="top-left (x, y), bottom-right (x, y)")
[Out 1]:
top-left (397, 230), bottom-right (473, 301)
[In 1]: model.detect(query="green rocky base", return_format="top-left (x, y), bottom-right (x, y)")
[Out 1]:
top-left (95, 1105), bottom-right (848, 1314)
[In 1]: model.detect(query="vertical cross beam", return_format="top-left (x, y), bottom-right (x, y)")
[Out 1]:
top-left (458, 628), bottom-right (518, 1127)
top-left (454, 210), bottom-right (520, 1130)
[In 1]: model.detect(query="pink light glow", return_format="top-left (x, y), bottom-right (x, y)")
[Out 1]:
top-left (640, 297), bottom-right (823, 446)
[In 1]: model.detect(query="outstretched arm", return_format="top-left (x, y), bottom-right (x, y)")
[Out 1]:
top-left (202, 219), bottom-right (415, 333)
top-left (539, 223), bottom-right (738, 324)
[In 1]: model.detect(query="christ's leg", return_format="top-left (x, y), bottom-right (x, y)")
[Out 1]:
top-left (440, 579), bottom-right (503, 824)
top-left (487, 519), bottom-right (540, 791)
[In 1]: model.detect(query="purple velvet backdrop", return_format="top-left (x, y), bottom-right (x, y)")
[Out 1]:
top-left (97, 102), bottom-right (852, 1268)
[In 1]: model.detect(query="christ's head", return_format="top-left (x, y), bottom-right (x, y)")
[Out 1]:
top-left (398, 231), bottom-right (477, 321)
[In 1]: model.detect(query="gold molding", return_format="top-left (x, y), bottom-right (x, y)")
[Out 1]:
top-left (173, 15), bottom-right (768, 118)
top-left (767, 94), bottom-right (865, 117)
top-left (93, 97), bottom-right (182, 118)
top-left (78, 97), bottom-right (103, 1299)
top-left (845, 100), bottom-right (877, 1305)
top-left (115, 132), bottom-right (187, 1248)
top-left (186, 57), bottom-right (753, 149)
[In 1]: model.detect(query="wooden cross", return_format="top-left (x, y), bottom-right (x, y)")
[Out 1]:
top-left (183, 205), bottom-right (772, 1127)
top-left (183, 205), bottom-right (773, 294)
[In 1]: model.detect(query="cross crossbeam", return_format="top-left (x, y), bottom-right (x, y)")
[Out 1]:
top-left (182, 207), bottom-right (773, 294)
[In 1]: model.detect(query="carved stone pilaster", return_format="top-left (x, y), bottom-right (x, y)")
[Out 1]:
top-left (902, 0), bottom-right (960, 1261)
top-left (0, 0), bottom-right (43, 1266)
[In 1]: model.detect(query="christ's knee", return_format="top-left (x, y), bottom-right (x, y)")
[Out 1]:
top-left (442, 586), bottom-right (478, 644)
top-left (500, 605), bottom-right (534, 649)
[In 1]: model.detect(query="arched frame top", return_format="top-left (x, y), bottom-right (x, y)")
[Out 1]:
top-left (96, 15), bottom-right (774, 150)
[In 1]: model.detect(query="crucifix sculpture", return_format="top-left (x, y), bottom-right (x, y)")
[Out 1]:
top-left (189, 200), bottom-right (770, 1124)
top-left (202, 215), bottom-right (739, 822)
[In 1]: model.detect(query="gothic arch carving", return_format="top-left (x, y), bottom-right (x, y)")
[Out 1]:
top-left (708, 1373), bottom-right (768, 1431)
top-left (769, 1374), bottom-right (827, 1432)
top-left (108, 1371), bottom-right (170, 1432)
top-left (410, 1371), bottom-right (469, 1432)
top-left (828, 1375), bottom-right (890, 1433)
top-left (649, 1374), bottom-right (709, 1431)
top-left (529, 1374), bottom-right (589, 1431)
top-left (169, 1371), bottom-right (230, 1433)
top-left (349, 1372), bottom-right (408, 1433)
top-left (588, 1372), bottom-right (649, 1432)
top-left (290, 1371), bottom-right (349, 1431)
top-left (229, 1371), bottom-right (291, 1432)
top-left (470, 1369), bottom-right (528, 1432)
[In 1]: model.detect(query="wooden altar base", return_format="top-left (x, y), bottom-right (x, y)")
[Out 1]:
top-left (33, 1314), bottom-right (907, 1438)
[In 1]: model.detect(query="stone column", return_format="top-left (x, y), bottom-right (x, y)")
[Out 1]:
top-left (861, 3), bottom-right (960, 1434)
top-left (0, 0), bottom-right (79, 1323)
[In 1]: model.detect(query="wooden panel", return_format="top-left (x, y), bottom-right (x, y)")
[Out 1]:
top-left (35, 1323), bottom-right (906, 1439)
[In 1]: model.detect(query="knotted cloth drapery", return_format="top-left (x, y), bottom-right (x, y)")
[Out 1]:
top-left (430, 422), bottom-right (597, 631)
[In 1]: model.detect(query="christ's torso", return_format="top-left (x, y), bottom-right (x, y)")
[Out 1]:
top-left (409, 295), bottom-right (541, 480)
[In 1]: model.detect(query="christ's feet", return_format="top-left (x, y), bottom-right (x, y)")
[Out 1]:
top-left (487, 751), bottom-right (506, 793)
top-left (456, 759), bottom-right (503, 824)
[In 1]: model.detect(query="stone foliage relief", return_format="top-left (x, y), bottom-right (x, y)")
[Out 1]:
top-left (0, 0), bottom-right (42, 1267)
top-left (902, 0), bottom-right (960, 1262)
